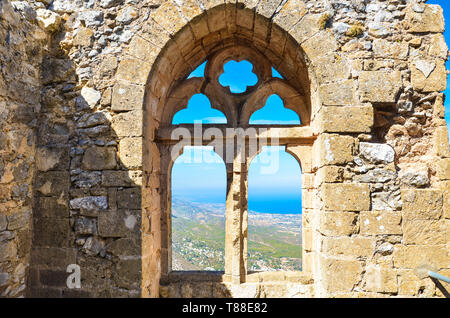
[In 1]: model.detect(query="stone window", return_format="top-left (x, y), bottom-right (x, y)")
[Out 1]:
top-left (157, 45), bottom-right (313, 285)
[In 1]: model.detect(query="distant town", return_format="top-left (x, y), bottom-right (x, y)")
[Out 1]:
top-left (171, 198), bottom-right (302, 272)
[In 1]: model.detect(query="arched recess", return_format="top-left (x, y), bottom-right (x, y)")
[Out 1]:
top-left (123, 2), bottom-right (337, 297)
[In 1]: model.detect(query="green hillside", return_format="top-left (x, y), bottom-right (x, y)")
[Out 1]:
top-left (171, 198), bottom-right (302, 271)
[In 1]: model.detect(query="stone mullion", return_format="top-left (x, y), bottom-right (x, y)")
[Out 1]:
top-left (240, 140), bottom-right (249, 281)
top-left (224, 138), bottom-right (247, 284)
top-left (224, 161), bottom-right (235, 280)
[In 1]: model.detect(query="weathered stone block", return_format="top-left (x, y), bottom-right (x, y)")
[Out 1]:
top-left (99, 56), bottom-right (118, 78)
top-left (429, 34), bottom-right (448, 59)
top-left (115, 258), bottom-right (141, 289)
top-left (33, 218), bottom-right (71, 247)
top-left (73, 27), bottom-right (93, 46)
top-left (0, 272), bottom-right (11, 287)
top-left (36, 146), bottom-right (70, 171)
top-left (236, 6), bottom-right (254, 30)
top-left (0, 241), bottom-right (17, 262)
top-left (106, 238), bottom-right (139, 257)
top-left (359, 71), bottom-right (401, 103)
top-left (77, 255), bottom-right (113, 290)
top-left (189, 20), bottom-right (210, 46)
top-left (256, 0), bottom-right (282, 18)
top-left (74, 217), bottom-right (97, 235)
top-left (37, 122), bottom-right (70, 145)
top-left (371, 191), bottom-right (402, 211)
top-left (359, 142), bottom-right (395, 164)
top-left (73, 171), bottom-right (102, 188)
top-left (82, 146), bottom-right (117, 170)
top-left (0, 214), bottom-right (7, 231)
top-left (321, 236), bottom-right (374, 258)
top-left (398, 269), bottom-right (435, 297)
top-left (437, 158), bottom-right (450, 180)
top-left (98, 210), bottom-right (139, 237)
top-left (111, 110), bottom-right (143, 137)
top-left (403, 220), bottom-right (446, 245)
top-left (363, 264), bottom-right (398, 293)
top-left (406, 4), bottom-right (445, 33)
top-left (360, 211), bottom-right (402, 235)
top-left (31, 247), bottom-right (77, 268)
top-left (319, 80), bottom-right (354, 106)
top-left (288, 13), bottom-right (320, 44)
top-left (411, 59), bottom-right (447, 92)
top-left (102, 170), bottom-right (142, 187)
top-left (358, 168), bottom-right (397, 184)
top-left (119, 137), bottom-right (143, 169)
top-left (39, 269), bottom-right (67, 287)
top-left (117, 188), bottom-right (141, 210)
top-left (399, 169), bottom-right (429, 188)
top-left (150, 1), bottom-right (185, 35)
top-left (402, 189), bottom-right (443, 220)
top-left (372, 39), bottom-right (409, 59)
top-left (116, 59), bottom-right (152, 85)
top-left (7, 209), bottom-right (30, 230)
top-left (322, 183), bottom-right (370, 211)
top-left (76, 112), bottom-right (108, 129)
top-left (319, 211), bottom-right (359, 236)
top-left (443, 182), bottom-right (450, 219)
top-left (319, 257), bottom-right (363, 293)
top-left (36, 8), bottom-right (61, 32)
top-left (111, 81), bottom-right (145, 112)
top-left (317, 134), bottom-right (355, 166)
top-left (69, 196), bottom-right (108, 216)
top-left (318, 106), bottom-right (373, 133)
top-left (80, 86), bottom-right (101, 109)
top-left (35, 171), bottom-right (70, 197)
top-left (434, 94), bottom-right (446, 119)
top-left (313, 54), bottom-right (351, 84)
top-left (272, 0), bottom-right (306, 32)
top-left (317, 166), bottom-right (344, 184)
top-left (128, 36), bottom-right (158, 62)
top-left (302, 31), bottom-right (338, 63)
top-left (393, 245), bottom-right (448, 269)
top-left (82, 236), bottom-right (105, 256)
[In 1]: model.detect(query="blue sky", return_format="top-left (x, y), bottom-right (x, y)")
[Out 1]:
top-left (172, 3), bottom-right (450, 214)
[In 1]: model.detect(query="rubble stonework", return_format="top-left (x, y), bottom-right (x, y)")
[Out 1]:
top-left (0, 0), bottom-right (46, 297)
top-left (0, 0), bottom-right (449, 298)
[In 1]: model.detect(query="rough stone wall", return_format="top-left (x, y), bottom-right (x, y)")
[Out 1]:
top-left (0, 0), bottom-right (448, 298)
top-left (0, 0), bottom-right (45, 297)
top-left (307, 0), bottom-right (450, 297)
top-left (26, 0), bottom-right (144, 297)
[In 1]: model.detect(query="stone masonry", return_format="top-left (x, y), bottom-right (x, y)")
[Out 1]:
top-left (0, 0), bottom-right (449, 297)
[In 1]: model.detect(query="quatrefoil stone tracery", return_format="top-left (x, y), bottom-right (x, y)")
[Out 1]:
top-left (163, 46), bottom-right (310, 127)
